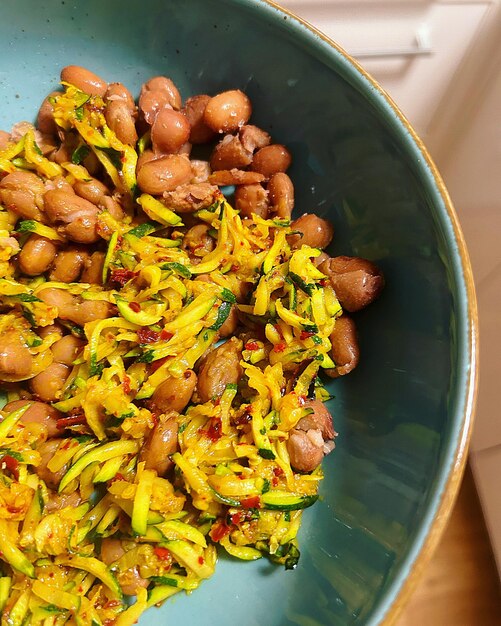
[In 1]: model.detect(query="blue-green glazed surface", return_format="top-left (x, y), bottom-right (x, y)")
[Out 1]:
top-left (0, 1), bottom-right (476, 624)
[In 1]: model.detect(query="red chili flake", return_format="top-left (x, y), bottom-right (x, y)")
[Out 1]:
top-left (103, 600), bottom-right (122, 610)
top-left (319, 279), bottom-right (328, 287)
top-left (160, 329), bottom-right (173, 341)
top-left (183, 370), bottom-right (192, 379)
top-left (233, 410), bottom-right (252, 426)
top-left (241, 496), bottom-right (261, 509)
top-left (122, 375), bottom-right (131, 396)
top-left (209, 522), bottom-right (231, 543)
top-left (298, 395), bottom-right (307, 406)
top-left (150, 356), bottom-right (169, 373)
top-left (206, 417), bottom-right (222, 442)
top-left (2, 456), bottom-right (19, 480)
top-left (137, 328), bottom-right (160, 344)
top-left (272, 477), bottom-right (279, 487)
top-left (230, 512), bottom-right (244, 525)
top-left (109, 268), bottom-right (138, 286)
top-left (154, 546), bottom-right (172, 563)
top-left (231, 264), bottom-right (240, 272)
top-left (7, 505), bottom-right (22, 514)
top-left (56, 414), bottom-right (87, 430)
top-left (273, 342), bottom-right (286, 353)
top-left (129, 301), bottom-right (141, 313)
top-left (300, 330), bottom-right (315, 340)
top-left (245, 341), bottom-right (259, 351)
top-left (198, 556), bottom-right (205, 565)
top-left (273, 467), bottom-right (284, 476)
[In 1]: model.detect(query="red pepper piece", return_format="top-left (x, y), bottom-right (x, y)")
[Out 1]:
top-left (240, 496), bottom-right (260, 509)
top-left (300, 330), bottom-right (315, 340)
top-left (137, 328), bottom-right (160, 344)
top-left (209, 522), bottom-right (231, 542)
top-left (2, 455), bottom-right (19, 480)
top-left (273, 342), bottom-right (286, 353)
top-left (206, 417), bottom-right (222, 442)
top-left (129, 301), bottom-right (141, 313)
top-left (245, 341), bottom-right (259, 351)
top-left (109, 268), bottom-right (138, 286)
top-left (154, 547), bottom-right (172, 564)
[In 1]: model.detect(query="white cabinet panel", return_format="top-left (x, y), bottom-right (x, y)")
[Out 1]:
top-left (279, 1), bottom-right (490, 139)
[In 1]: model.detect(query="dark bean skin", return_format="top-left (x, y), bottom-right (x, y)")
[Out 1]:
top-left (3, 400), bottom-right (61, 438)
top-left (289, 213), bottom-right (334, 250)
top-left (234, 184), bottom-right (269, 218)
top-left (138, 412), bottom-right (179, 476)
top-left (182, 95), bottom-right (215, 144)
top-left (319, 256), bottom-right (384, 312)
top-left (60, 65), bottom-right (107, 97)
top-left (268, 173), bottom-right (294, 218)
top-left (324, 315), bottom-right (360, 378)
top-left (151, 107), bottom-right (191, 154)
top-left (150, 370), bottom-right (197, 414)
top-left (197, 337), bottom-right (243, 402)
top-left (137, 155), bottom-right (192, 194)
top-left (203, 90), bottom-right (252, 134)
top-left (18, 235), bottom-right (57, 276)
top-left (251, 144), bottom-right (291, 177)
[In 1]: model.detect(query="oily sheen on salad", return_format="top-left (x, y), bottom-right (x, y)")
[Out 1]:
top-left (0, 66), bottom-right (383, 625)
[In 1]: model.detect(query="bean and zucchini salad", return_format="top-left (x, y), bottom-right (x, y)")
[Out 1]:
top-left (0, 66), bottom-right (383, 625)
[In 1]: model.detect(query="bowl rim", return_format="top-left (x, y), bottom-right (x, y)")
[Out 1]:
top-left (250, 0), bottom-right (479, 622)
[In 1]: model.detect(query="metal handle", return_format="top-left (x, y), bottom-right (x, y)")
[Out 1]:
top-left (350, 29), bottom-right (432, 60)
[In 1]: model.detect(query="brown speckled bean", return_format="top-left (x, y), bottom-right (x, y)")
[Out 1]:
top-left (29, 362), bottom-right (70, 402)
top-left (0, 332), bottom-right (34, 382)
top-left (319, 256), bottom-right (384, 312)
top-left (234, 184), bottom-right (269, 218)
top-left (139, 413), bottom-right (179, 476)
top-left (210, 135), bottom-right (252, 171)
top-left (105, 82), bottom-right (135, 112)
top-left (151, 107), bottom-right (190, 154)
top-left (290, 213), bottom-right (333, 250)
top-left (3, 400), bottom-right (61, 438)
top-left (150, 370), bottom-right (197, 414)
top-left (0, 171), bottom-right (46, 221)
top-left (51, 335), bottom-right (84, 366)
top-left (18, 235), bottom-right (57, 276)
top-left (268, 172), bottom-right (294, 218)
top-left (251, 144), bottom-right (291, 177)
top-left (203, 90), bottom-right (251, 134)
top-left (142, 76), bottom-right (181, 109)
top-left (182, 95), bottom-right (215, 144)
top-left (81, 251), bottom-right (105, 284)
top-left (137, 155), bottom-right (192, 194)
top-left (49, 248), bottom-right (89, 283)
top-left (325, 315), bottom-right (360, 378)
top-left (60, 65), bottom-right (107, 97)
top-left (44, 189), bottom-right (99, 244)
top-left (105, 100), bottom-right (138, 145)
top-left (0, 130), bottom-right (10, 150)
top-left (37, 91), bottom-right (60, 135)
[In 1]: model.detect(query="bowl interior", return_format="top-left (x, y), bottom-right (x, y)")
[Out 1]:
top-left (0, 1), bottom-right (475, 624)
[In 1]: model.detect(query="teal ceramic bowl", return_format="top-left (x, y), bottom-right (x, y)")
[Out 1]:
top-left (0, 1), bottom-right (478, 624)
